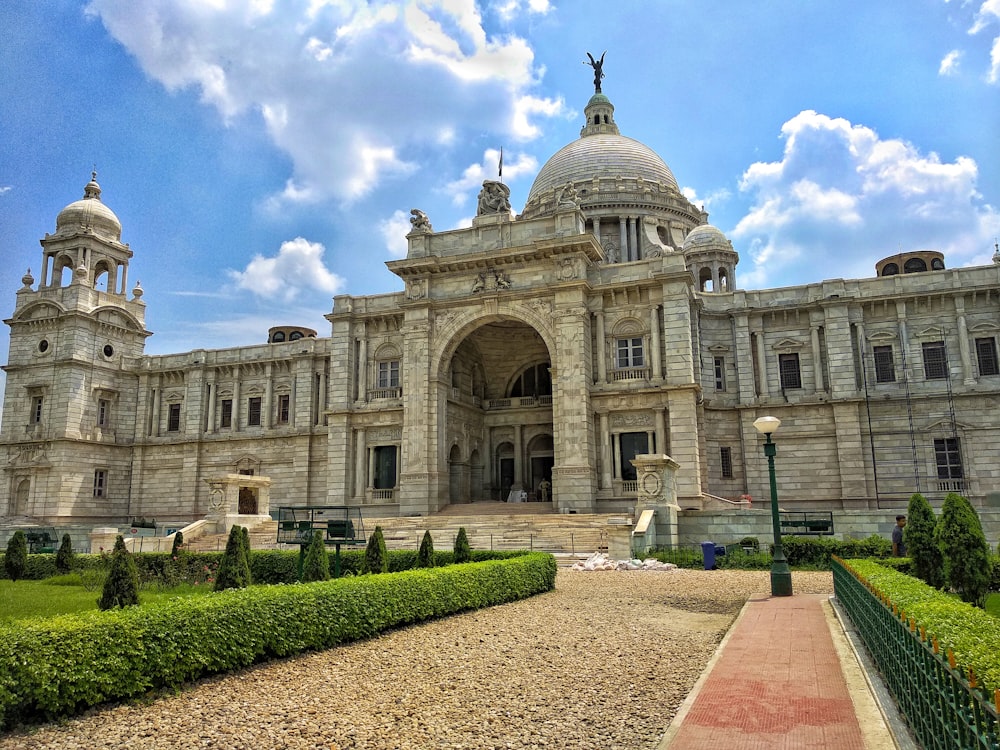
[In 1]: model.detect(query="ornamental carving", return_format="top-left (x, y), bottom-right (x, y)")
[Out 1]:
top-left (406, 279), bottom-right (426, 300)
top-left (610, 412), bottom-right (653, 428)
top-left (370, 427), bottom-right (402, 442)
top-left (557, 257), bottom-right (579, 281)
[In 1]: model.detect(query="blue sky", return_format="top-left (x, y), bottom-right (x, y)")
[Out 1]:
top-left (1, 0), bottom-right (999, 390)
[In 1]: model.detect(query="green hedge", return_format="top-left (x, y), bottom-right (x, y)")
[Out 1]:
top-left (0, 552), bottom-right (556, 728)
top-left (0, 548), bottom-right (525, 583)
top-left (842, 558), bottom-right (1000, 692)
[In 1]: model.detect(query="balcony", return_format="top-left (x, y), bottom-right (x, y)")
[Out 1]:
top-left (486, 395), bottom-right (553, 410)
top-left (367, 387), bottom-right (402, 401)
top-left (611, 367), bottom-right (650, 382)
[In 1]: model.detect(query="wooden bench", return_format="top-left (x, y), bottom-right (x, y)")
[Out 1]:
top-left (779, 512), bottom-right (834, 536)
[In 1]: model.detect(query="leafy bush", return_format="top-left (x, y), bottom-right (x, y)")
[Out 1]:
top-left (97, 536), bottom-right (140, 610)
top-left (453, 527), bottom-right (472, 564)
top-left (936, 492), bottom-right (992, 607)
top-left (170, 531), bottom-right (184, 557)
top-left (240, 527), bottom-right (252, 585)
top-left (417, 531), bottom-right (435, 568)
top-left (4, 532), bottom-right (27, 582)
top-left (841, 558), bottom-right (1000, 692)
top-left (214, 526), bottom-right (251, 591)
top-left (905, 493), bottom-right (944, 589)
top-left (55, 534), bottom-right (74, 574)
top-left (301, 531), bottom-right (330, 582)
top-left (363, 526), bottom-right (389, 574)
top-left (0, 552), bottom-right (556, 728)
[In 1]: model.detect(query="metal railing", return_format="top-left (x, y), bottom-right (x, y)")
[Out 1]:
top-left (832, 558), bottom-right (1000, 750)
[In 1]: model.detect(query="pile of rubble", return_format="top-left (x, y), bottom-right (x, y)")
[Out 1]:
top-left (569, 551), bottom-right (678, 572)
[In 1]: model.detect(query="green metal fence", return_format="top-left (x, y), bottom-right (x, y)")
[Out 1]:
top-left (832, 558), bottom-right (1000, 750)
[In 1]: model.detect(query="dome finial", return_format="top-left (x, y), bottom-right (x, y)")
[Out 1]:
top-left (83, 169), bottom-right (102, 201)
top-left (583, 51), bottom-right (606, 94)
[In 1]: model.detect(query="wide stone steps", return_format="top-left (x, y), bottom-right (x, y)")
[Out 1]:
top-left (183, 509), bottom-right (630, 556)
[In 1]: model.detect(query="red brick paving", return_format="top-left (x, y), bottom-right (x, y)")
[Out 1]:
top-left (663, 594), bottom-right (867, 749)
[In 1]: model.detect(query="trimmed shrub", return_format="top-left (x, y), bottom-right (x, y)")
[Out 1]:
top-left (936, 492), bottom-right (992, 607)
top-left (416, 531), bottom-right (435, 568)
top-left (97, 536), bottom-right (140, 610)
top-left (904, 493), bottom-right (944, 589)
top-left (363, 526), bottom-right (389, 574)
top-left (302, 530), bottom-right (330, 582)
top-left (214, 526), bottom-right (251, 591)
top-left (170, 531), bottom-right (184, 557)
top-left (453, 527), bottom-right (472, 564)
top-left (0, 552), bottom-right (556, 728)
top-left (55, 534), bottom-right (75, 574)
top-left (4, 532), bottom-right (28, 582)
top-left (840, 558), bottom-right (1000, 692)
top-left (240, 527), bottom-right (252, 585)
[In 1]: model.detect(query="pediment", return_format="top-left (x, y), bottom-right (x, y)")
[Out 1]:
top-left (969, 321), bottom-right (1000, 333)
top-left (707, 344), bottom-right (731, 353)
top-left (914, 326), bottom-right (946, 340)
top-left (94, 306), bottom-right (142, 332)
top-left (771, 337), bottom-right (805, 352)
top-left (866, 330), bottom-right (897, 342)
top-left (13, 301), bottom-right (64, 322)
top-left (923, 419), bottom-right (972, 432)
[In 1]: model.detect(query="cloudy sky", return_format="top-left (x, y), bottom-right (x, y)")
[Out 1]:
top-left (1, 0), bottom-right (999, 378)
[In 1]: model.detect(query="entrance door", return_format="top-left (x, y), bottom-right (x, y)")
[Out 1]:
top-left (530, 457), bottom-right (554, 500)
top-left (499, 459), bottom-right (514, 500)
top-left (238, 486), bottom-right (258, 514)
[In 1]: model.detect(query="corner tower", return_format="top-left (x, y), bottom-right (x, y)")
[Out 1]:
top-left (1, 174), bottom-right (150, 521)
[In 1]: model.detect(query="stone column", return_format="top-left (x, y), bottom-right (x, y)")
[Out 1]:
top-left (368, 445), bottom-right (377, 494)
top-left (955, 297), bottom-right (974, 384)
top-left (630, 453), bottom-right (682, 550)
top-left (593, 217), bottom-right (601, 246)
top-left (810, 325), bottom-right (826, 392)
top-left (896, 301), bottom-right (910, 379)
top-left (650, 304), bottom-right (662, 379)
top-left (513, 424), bottom-right (523, 488)
top-left (629, 216), bottom-right (639, 259)
top-left (733, 313), bottom-right (756, 405)
top-left (151, 385), bottom-right (161, 437)
top-left (206, 379), bottom-right (216, 433)
top-left (753, 323), bottom-right (769, 398)
top-left (654, 408), bottom-right (667, 457)
top-left (232, 366), bottom-right (241, 432)
top-left (619, 218), bottom-right (628, 261)
top-left (600, 412), bottom-right (612, 490)
top-left (595, 310), bottom-right (607, 383)
top-left (355, 428), bottom-right (367, 501)
top-left (357, 335), bottom-right (368, 402)
top-left (264, 363), bottom-right (273, 429)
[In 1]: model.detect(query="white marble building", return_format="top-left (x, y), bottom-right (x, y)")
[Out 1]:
top-left (3, 87), bottom-right (1000, 525)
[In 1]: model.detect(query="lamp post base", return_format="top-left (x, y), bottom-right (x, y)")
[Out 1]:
top-left (770, 566), bottom-right (793, 597)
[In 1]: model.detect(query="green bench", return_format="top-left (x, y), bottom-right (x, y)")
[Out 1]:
top-left (779, 513), bottom-right (834, 536)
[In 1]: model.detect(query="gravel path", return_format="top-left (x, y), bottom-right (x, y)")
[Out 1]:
top-left (3, 569), bottom-right (835, 750)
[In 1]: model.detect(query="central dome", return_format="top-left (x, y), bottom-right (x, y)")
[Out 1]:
top-left (527, 133), bottom-right (679, 201)
top-left (56, 173), bottom-right (122, 242)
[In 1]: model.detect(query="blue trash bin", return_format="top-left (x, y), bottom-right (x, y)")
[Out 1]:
top-left (701, 541), bottom-right (716, 570)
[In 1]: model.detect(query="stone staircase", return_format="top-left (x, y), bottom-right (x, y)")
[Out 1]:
top-left (182, 504), bottom-right (632, 557)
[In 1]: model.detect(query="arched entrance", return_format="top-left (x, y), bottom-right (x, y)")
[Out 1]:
top-left (14, 479), bottom-right (30, 515)
top-left (527, 434), bottom-right (554, 501)
top-left (448, 444), bottom-right (465, 504)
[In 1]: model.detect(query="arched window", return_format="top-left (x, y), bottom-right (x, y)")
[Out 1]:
top-left (272, 331), bottom-right (286, 343)
top-left (931, 258), bottom-right (945, 270)
top-left (904, 258), bottom-right (927, 273)
top-left (509, 362), bottom-right (552, 398)
top-left (94, 260), bottom-right (113, 292)
top-left (289, 331), bottom-right (303, 341)
top-left (881, 263), bottom-right (899, 276)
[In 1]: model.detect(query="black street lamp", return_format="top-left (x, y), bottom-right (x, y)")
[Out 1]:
top-left (753, 416), bottom-right (793, 597)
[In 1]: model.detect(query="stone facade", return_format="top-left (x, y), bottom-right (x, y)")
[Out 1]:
top-left (3, 94), bottom-right (1000, 526)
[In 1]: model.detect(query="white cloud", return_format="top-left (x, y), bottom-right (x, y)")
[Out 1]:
top-left (85, 0), bottom-right (559, 204)
top-left (495, 0), bottom-right (553, 22)
top-left (939, 49), bottom-right (962, 75)
top-left (681, 186), bottom-right (731, 215)
top-left (733, 110), bottom-right (1000, 288)
top-left (969, 0), bottom-right (1000, 83)
top-left (379, 210), bottom-right (413, 258)
top-left (0, 186), bottom-right (11, 195)
top-left (444, 148), bottom-right (537, 205)
top-left (227, 237), bottom-right (345, 301)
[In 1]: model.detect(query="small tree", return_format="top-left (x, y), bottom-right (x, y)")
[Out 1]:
top-left (98, 535), bottom-right (140, 609)
top-left (55, 533), bottom-right (75, 574)
top-left (240, 525), bottom-right (253, 585)
top-left (170, 530), bottom-right (184, 557)
top-left (4, 531), bottom-right (28, 582)
top-left (453, 527), bottom-right (472, 564)
top-left (417, 530), bottom-right (435, 568)
top-left (905, 493), bottom-right (944, 588)
top-left (302, 530), bottom-right (331, 582)
top-left (935, 492), bottom-right (992, 607)
top-left (214, 525), bottom-right (251, 591)
top-left (363, 526), bottom-right (388, 574)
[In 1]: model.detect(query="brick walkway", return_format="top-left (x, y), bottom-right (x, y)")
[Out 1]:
top-left (657, 594), bottom-right (897, 750)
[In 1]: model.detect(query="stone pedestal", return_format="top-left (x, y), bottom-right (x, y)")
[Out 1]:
top-left (204, 474), bottom-right (273, 533)
top-left (629, 453), bottom-right (681, 551)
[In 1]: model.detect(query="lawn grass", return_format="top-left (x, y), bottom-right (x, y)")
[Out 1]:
top-left (0, 576), bottom-right (212, 622)
top-left (986, 593), bottom-right (1000, 618)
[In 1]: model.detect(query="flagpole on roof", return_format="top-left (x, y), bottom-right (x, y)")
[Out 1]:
top-left (498, 147), bottom-right (503, 184)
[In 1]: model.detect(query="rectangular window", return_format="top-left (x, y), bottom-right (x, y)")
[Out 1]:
top-left (97, 398), bottom-right (110, 427)
top-left (618, 432), bottom-right (649, 481)
top-left (248, 397), bottom-right (262, 426)
top-left (277, 394), bottom-right (290, 423)
top-left (720, 446), bottom-right (733, 479)
top-left (976, 337), bottom-right (999, 376)
top-left (93, 469), bottom-right (107, 498)
top-left (778, 353), bottom-right (802, 390)
top-left (616, 337), bottom-right (644, 369)
top-left (30, 396), bottom-right (43, 424)
top-left (220, 399), bottom-right (233, 428)
top-left (377, 360), bottom-right (400, 389)
top-left (373, 445), bottom-right (398, 489)
top-left (873, 345), bottom-right (895, 383)
top-left (167, 403), bottom-right (181, 432)
top-left (714, 357), bottom-right (726, 391)
top-left (934, 437), bottom-right (963, 479)
top-left (922, 341), bottom-right (948, 380)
